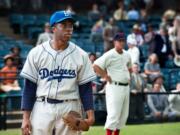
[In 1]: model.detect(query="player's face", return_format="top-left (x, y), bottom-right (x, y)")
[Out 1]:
top-left (53, 20), bottom-right (73, 42)
top-left (114, 40), bottom-right (125, 51)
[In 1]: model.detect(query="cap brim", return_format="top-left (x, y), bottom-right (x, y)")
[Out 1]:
top-left (114, 38), bottom-right (125, 41)
top-left (55, 17), bottom-right (75, 25)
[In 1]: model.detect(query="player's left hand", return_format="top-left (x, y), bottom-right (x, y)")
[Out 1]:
top-left (104, 74), bottom-right (112, 83)
top-left (21, 118), bottom-right (32, 135)
top-left (62, 111), bottom-right (90, 131)
top-left (84, 116), bottom-right (95, 126)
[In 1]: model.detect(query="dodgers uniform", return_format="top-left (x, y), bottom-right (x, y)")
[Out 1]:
top-left (94, 48), bottom-right (131, 130)
top-left (20, 40), bottom-right (96, 135)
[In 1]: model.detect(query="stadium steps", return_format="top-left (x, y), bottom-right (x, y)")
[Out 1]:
top-left (0, 17), bottom-right (30, 44)
top-left (6, 111), bottom-right (22, 129)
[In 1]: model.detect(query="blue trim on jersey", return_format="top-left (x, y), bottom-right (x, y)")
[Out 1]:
top-left (79, 82), bottom-right (94, 111)
top-left (21, 72), bottom-right (37, 83)
top-left (21, 79), bottom-right (37, 110)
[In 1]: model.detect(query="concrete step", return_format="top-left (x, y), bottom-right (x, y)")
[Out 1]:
top-left (6, 111), bottom-right (22, 129)
top-left (7, 122), bottom-right (21, 129)
top-left (0, 17), bottom-right (31, 44)
top-left (7, 111), bottom-right (23, 115)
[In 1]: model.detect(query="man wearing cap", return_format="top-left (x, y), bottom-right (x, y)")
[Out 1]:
top-left (93, 32), bottom-right (132, 135)
top-left (20, 10), bottom-right (96, 135)
top-left (127, 35), bottom-right (140, 64)
top-left (128, 24), bottom-right (144, 46)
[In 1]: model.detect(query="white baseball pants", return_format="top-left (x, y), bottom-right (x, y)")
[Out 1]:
top-left (30, 100), bottom-right (82, 135)
top-left (105, 83), bottom-right (130, 130)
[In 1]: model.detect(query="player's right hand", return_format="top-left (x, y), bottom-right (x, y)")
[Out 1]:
top-left (21, 118), bottom-right (32, 135)
top-left (104, 75), bottom-right (112, 83)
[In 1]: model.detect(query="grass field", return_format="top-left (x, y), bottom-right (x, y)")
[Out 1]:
top-left (0, 122), bottom-right (180, 135)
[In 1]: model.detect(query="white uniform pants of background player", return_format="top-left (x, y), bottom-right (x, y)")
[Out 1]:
top-left (105, 83), bottom-right (130, 130)
top-left (30, 100), bottom-right (82, 135)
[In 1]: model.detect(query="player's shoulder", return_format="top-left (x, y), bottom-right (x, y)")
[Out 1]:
top-left (69, 41), bottom-right (89, 57)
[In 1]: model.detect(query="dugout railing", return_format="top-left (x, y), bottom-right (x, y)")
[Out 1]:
top-left (1, 92), bottom-right (180, 130)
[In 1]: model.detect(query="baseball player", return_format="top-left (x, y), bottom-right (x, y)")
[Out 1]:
top-left (20, 10), bottom-right (96, 135)
top-left (93, 32), bottom-right (132, 135)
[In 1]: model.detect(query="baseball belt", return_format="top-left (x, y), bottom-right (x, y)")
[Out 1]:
top-left (112, 81), bottom-right (129, 86)
top-left (36, 96), bottom-right (78, 104)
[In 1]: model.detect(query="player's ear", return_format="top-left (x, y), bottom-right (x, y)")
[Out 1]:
top-left (51, 26), bottom-right (56, 33)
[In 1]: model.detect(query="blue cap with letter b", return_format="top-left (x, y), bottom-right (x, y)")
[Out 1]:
top-left (113, 32), bottom-right (125, 41)
top-left (50, 10), bottom-right (75, 27)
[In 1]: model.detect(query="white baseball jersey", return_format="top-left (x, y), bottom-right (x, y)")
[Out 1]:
top-left (94, 48), bottom-right (132, 83)
top-left (20, 40), bottom-right (96, 100)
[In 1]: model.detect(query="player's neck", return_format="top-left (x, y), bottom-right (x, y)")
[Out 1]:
top-left (51, 40), bottom-right (68, 51)
top-left (115, 48), bottom-right (123, 54)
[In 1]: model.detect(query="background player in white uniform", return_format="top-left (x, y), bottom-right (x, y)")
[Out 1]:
top-left (93, 33), bottom-right (132, 135)
top-left (21, 10), bottom-right (96, 135)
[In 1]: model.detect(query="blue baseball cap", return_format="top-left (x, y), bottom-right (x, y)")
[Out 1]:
top-left (113, 32), bottom-right (125, 41)
top-left (50, 10), bottom-right (75, 27)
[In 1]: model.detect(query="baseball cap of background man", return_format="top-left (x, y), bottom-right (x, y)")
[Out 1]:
top-left (50, 10), bottom-right (75, 27)
top-left (113, 32), bottom-right (126, 41)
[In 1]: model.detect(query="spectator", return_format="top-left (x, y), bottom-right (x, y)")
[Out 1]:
top-left (31, 0), bottom-right (42, 11)
top-left (89, 53), bottom-right (97, 64)
top-left (128, 24), bottom-right (144, 46)
top-left (163, 9), bottom-right (176, 21)
top-left (140, 8), bottom-right (148, 21)
top-left (153, 26), bottom-right (172, 67)
top-left (103, 18), bottom-right (119, 52)
top-left (90, 15), bottom-right (106, 42)
top-left (66, 5), bottom-right (76, 15)
top-left (127, 35), bottom-right (140, 64)
top-left (129, 63), bottom-right (146, 121)
top-left (144, 0), bottom-right (154, 13)
top-left (0, 55), bottom-right (20, 92)
top-left (168, 16), bottom-right (180, 67)
top-left (144, 24), bottom-right (156, 55)
top-left (36, 22), bottom-right (53, 46)
top-left (113, 0), bottom-right (127, 21)
top-left (147, 83), bottom-right (170, 120)
top-left (168, 83), bottom-right (180, 119)
top-left (127, 2), bottom-right (140, 20)
top-left (88, 3), bottom-right (101, 22)
top-left (127, 24), bottom-right (144, 61)
top-left (144, 53), bottom-right (162, 83)
top-left (160, 13), bottom-right (172, 31)
top-left (9, 46), bottom-right (23, 70)
top-left (153, 75), bottom-right (166, 92)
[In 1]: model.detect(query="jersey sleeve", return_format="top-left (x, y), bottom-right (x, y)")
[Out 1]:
top-left (77, 54), bottom-right (96, 85)
top-left (127, 54), bottom-right (132, 69)
top-left (20, 49), bottom-right (38, 83)
top-left (93, 53), bottom-right (109, 70)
